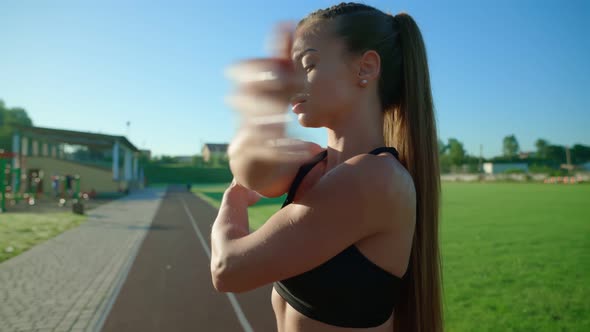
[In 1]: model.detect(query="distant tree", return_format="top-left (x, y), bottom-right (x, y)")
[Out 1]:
top-left (571, 144), bottom-right (590, 164)
top-left (192, 155), bottom-right (205, 167)
top-left (437, 138), bottom-right (466, 173)
top-left (153, 155), bottom-right (176, 164)
top-left (0, 100), bottom-right (4, 126)
top-left (439, 154), bottom-right (451, 173)
top-left (0, 127), bottom-right (11, 152)
top-left (437, 138), bottom-right (447, 155)
top-left (2, 107), bottom-right (32, 127)
top-left (535, 138), bottom-right (549, 159)
top-left (463, 154), bottom-right (482, 173)
top-left (502, 135), bottom-right (520, 159)
top-left (447, 138), bottom-right (466, 166)
top-left (546, 145), bottom-right (566, 164)
top-left (0, 100), bottom-right (34, 151)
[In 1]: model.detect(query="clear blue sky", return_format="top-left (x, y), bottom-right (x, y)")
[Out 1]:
top-left (1, 0), bottom-right (588, 158)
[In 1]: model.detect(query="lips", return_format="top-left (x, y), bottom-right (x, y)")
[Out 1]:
top-left (291, 100), bottom-right (306, 108)
top-left (290, 99), bottom-right (306, 107)
top-left (291, 93), bottom-right (309, 113)
top-left (291, 103), bottom-right (305, 115)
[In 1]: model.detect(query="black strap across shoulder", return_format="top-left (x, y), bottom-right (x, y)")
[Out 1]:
top-left (281, 149), bottom-right (328, 208)
top-left (368, 146), bottom-right (399, 158)
top-left (281, 146), bottom-right (398, 208)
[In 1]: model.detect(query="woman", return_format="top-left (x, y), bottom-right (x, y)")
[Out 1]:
top-left (211, 2), bottom-right (442, 331)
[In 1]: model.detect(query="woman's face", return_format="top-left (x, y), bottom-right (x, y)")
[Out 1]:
top-left (290, 24), bottom-right (360, 128)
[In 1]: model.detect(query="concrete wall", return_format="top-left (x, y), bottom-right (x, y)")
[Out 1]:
top-left (25, 157), bottom-right (123, 193)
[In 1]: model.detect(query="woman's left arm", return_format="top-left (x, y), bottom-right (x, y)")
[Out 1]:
top-left (210, 155), bottom-right (409, 293)
top-left (210, 179), bottom-right (261, 277)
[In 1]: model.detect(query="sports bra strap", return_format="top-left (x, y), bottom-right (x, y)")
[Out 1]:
top-left (282, 149), bottom-right (328, 208)
top-left (281, 147), bottom-right (399, 208)
top-left (368, 146), bottom-right (399, 158)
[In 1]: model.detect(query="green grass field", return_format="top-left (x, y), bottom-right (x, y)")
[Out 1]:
top-left (192, 182), bottom-right (590, 331)
top-left (191, 183), bottom-right (285, 230)
top-left (0, 213), bottom-right (87, 263)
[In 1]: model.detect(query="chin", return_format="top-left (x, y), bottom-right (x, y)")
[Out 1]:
top-left (297, 113), bottom-right (324, 128)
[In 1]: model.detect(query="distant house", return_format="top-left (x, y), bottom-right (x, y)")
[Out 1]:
top-left (8, 125), bottom-right (141, 195)
top-left (202, 143), bottom-right (229, 162)
top-left (483, 162), bottom-right (528, 174)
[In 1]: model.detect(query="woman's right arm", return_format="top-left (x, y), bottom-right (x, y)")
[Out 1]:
top-left (228, 134), bottom-right (322, 198)
top-left (226, 23), bottom-right (316, 197)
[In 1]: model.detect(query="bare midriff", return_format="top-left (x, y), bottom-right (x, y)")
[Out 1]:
top-left (271, 287), bottom-right (394, 332)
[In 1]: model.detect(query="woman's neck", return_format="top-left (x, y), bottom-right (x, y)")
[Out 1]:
top-left (324, 107), bottom-right (386, 174)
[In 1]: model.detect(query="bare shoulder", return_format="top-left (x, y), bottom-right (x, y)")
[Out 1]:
top-left (344, 151), bottom-right (415, 191)
top-left (342, 152), bottom-right (416, 227)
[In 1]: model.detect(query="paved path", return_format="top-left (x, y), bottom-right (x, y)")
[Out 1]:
top-left (0, 188), bottom-right (165, 332)
top-left (100, 186), bottom-right (277, 332)
top-left (0, 186), bottom-right (277, 332)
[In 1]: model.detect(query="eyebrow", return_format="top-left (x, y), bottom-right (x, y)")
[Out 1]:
top-left (292, 48), bottom-right (318, 62)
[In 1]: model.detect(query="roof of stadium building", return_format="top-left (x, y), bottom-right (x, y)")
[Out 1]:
top-left (15, 126), bottom-right (140, 152)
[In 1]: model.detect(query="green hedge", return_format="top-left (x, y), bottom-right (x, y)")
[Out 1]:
top-left (503, 168), bottom-right (526, 174)
top-left (144, 165), bottom-right (233, 184)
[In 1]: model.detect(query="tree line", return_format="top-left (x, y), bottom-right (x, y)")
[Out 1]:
top-left (438, 135), bottom-right (590, 174)
top-left (0, 100), bottom-right (34, 152)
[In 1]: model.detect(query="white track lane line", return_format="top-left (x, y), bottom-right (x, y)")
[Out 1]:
top-left (180, 197), bottom-right (254, 332)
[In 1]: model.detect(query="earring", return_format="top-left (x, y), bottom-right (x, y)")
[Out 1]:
top-left (360, 79), bottom-right (368, 86)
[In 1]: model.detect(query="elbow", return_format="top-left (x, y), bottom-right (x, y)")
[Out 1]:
top-left (228, 159), bottom-right (256, 191)
top-left (210, 255), bottom-right (249, 293)
top-left (211, 256), bottom-right (231, 292)
top-left (229, 158), bottom-right (273, 193)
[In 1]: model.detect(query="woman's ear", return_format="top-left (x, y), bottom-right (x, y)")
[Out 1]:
top-left (357, 50), bottom-right (381, 83)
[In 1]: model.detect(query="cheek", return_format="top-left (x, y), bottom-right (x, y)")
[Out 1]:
top-left (308, 68), bottom-right (352, 113)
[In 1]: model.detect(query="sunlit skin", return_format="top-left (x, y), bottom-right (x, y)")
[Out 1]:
top-left (212, 21), bottom-right (416, 332)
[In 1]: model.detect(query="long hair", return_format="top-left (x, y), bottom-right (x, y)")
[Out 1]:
top-left (299, 3), bottom-right (443, 331)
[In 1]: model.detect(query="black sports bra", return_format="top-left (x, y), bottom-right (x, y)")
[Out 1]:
top-left (273, 146), bottom-right (405, 328)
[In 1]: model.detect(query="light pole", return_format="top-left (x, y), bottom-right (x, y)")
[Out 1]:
top-left (125, 121), bottom-right (131, 137)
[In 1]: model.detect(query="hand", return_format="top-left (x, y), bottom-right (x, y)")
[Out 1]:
top-left (225, 22), bottom-right (313, 164)
top-left (224, 178), bottom-right (263, 207)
